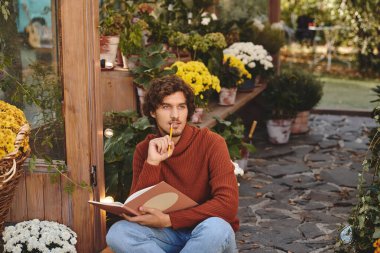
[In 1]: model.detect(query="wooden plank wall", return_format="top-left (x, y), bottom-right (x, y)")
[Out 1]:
top-left (7, 165), bottom-right (71, 224)
top-left (101, 70), bottom-right (137, 113)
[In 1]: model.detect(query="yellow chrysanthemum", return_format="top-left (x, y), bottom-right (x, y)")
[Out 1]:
top-left (374, 239), bottom-right (380, 248)
top-left (0, 100), bottom-right (30, 160)
top-left (223, 54), bottom-right (252, 84)
top-left (171, 61), bottom-right (221, 107)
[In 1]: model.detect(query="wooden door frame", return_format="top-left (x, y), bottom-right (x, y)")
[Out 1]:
top-left (60, 1), bottom-right (106, 252)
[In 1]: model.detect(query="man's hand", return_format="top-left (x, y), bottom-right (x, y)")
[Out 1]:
top-left (121, 207), bottom-right (172, 228)
top-left (146, 135), bottom-right (174, 166)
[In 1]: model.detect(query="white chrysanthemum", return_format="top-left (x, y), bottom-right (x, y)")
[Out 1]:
top-left (253, 18), bottom-right (264, 31)
top-left (201, 17), bottom-right (211, 26)
top-left (231, 160), bottom-right (244, 176)
top-left (271, 21), bottom-right (285, 30)
top-left (2, 219), bottom-right (78, 253)
top-left (223, 42), bottom-right (273, 71)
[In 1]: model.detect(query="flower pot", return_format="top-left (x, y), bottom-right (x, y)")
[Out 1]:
top-left (238, 79), bottom-right (255, 93)
top-left (266, 119), bottom-right (293, 144)
top-left (191, 107), bottom-right (204, 124)
top-left (219, 87), bottom-right (237, 106)
top-left (291, 111), bottom-right (310, 134)
top-left (100, 35), bottom-right (120, 66)
top-left (136, 86), bottom-right (146, 116)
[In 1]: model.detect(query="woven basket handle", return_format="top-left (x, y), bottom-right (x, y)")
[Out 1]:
top-left (0, 159), bottom-right (16, 184)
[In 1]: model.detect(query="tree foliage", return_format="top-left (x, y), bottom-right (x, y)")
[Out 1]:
top-left (281, 0), bottom-right (380, 75)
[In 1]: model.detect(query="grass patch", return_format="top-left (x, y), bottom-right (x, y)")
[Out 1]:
top-left (316, 76), bottom-right (379, 110)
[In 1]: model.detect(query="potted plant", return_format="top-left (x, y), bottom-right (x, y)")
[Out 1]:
top-left (103, 110), bottom-right (154, 203)
top-left (240, 19), bottom-right (286, 55)
top-left (261, 72), bottom-right (300, 144)
top-left (118, 3), bottom-right (148, 69)
top-left (211, 117), bottom-right (256, 171)
top-left (2, 219), bottom-right (78, 252)
top-left (99, 0), bottom-right (125, 67)
top-left (168, 31), bottom-right (227, 75)
top-left (131, 43), bottom-right (177, 114)
top-left (168, 31), bottom-right (191, 60)
top-left (290, 69), bottom-right (324, 134)
top-left (170, 60), bottom-right (221, 123)
top-left (218, 54), bottom-right (251, 105)
top-left (223, 42), bottom-right (274, 92)
top-left (0, 100), bottom-right (30, 233)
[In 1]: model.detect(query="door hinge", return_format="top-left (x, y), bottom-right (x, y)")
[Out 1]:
top-left (90, 165), bottom-right (97, 187)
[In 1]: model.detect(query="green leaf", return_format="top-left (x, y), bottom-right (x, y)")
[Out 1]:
top-left (49, 173), bottom-right (60, 184)
top-left (373, 227), bottom-right (380, 238)
top-left (242, 142), bottom-right (256, 153)
top-left (28, 155), bottom-right (37, 173)
top-left (64, 182), bottom-right (75, 194)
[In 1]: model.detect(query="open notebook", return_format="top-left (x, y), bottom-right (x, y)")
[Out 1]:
top-left (89, 181), bottom-right (198, 216)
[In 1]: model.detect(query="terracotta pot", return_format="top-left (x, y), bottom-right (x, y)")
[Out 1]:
top-left (219, 87), bottom-right (237, 106)
top-left (100, 35), bottom-right (120, 65)
top-left (291, 111), bottom-right (310, 134)
top-left (266, 119), bottom-right (293, 144)
top-left (191, 107), bottom-right (204, 124)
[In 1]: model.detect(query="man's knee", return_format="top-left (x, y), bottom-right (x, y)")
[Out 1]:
top-left (106, 220), bottom-right (126, 247)
top-left (193, 217), bottom-right (235, 243)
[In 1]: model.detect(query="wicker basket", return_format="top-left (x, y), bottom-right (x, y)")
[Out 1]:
top-left (0, 124), bottom-right (30, 233)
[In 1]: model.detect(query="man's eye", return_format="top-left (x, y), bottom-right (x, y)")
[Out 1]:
top-left (162, 105), bottom-right (170, 109)
top-left (178, 105), bottom-right (187, 110)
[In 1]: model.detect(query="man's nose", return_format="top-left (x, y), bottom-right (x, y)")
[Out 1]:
top-left (170, 107), bottom-right (179, 118)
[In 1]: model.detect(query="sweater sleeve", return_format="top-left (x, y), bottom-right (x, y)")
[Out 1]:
top-left (168, 137), bottom-right (239, 229)
top-left (129, 143), bottom-right (163, 195)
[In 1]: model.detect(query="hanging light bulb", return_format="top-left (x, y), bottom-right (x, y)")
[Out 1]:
top-left (102, 196), bottom-right (114, 203)
top-left (104, 128), bottom-right (114, 138)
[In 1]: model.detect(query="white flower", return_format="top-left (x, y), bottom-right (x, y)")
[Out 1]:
top-left (223, 42), bottom-right (273, 72)
top-left (211, 13), bottom-right (218, 20)
top-left (201, 17), bottom-right (211, 26)
top-left (231, 160), bottom-right (244, 176)
top-left (271, 21), bottom-right (285, 30)
top-left (253, 18), bottom-right (264, 31)
top-left (2, 219), bottom-right (78, 253)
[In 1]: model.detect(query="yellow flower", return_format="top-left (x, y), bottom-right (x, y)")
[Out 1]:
top-left (0, 100), bottom-right (30, 160)
top-left (374, 239), bottom-right (380, 248)
top-left (223, 54), bottom-right (252, 82)
top-left (171, 61), bottom-right (221, 107)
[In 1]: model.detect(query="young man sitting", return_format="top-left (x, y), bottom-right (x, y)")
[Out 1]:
top-left (106, 75), bottom-right (239, 253)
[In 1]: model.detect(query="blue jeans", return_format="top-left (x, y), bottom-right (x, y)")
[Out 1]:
top-left (106, 217), bottom-right (238, 253)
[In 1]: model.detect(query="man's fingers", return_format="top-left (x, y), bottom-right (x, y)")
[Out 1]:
top-left (139, 206), bottom-right (157, 214)
top-left (121, 213), bottom-right (132, 221)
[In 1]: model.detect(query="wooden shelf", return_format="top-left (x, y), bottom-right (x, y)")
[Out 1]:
top-left (195, 83), bottom-right (267, 129)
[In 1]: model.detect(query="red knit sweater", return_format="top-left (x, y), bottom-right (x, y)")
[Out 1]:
top-left (130, 124), bottom-right (239, 231)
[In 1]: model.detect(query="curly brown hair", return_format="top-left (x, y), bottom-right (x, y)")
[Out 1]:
top-left (142, 75), bottom-right (195, 123)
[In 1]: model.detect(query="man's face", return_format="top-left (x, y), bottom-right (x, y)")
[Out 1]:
top-left (151, 91), bottom-right (188, 138)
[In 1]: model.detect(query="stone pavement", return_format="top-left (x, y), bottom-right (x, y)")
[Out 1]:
top-left (236, 114), bottom-right (377, 253)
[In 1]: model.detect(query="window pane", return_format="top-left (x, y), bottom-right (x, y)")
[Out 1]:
top-left (0, 0), bottom-right (64, 161)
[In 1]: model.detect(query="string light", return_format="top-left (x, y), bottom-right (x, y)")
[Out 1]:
top-left (104, 128), bottom-right (114, 138)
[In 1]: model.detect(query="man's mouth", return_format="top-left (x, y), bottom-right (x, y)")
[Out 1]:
top-left (170, 122), bottom-right (180, 128)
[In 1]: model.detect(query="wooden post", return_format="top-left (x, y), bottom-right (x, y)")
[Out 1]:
top-left (60, 0), bottom-right (105, 252)
top-left (268, 0), bottom-right (281, 72)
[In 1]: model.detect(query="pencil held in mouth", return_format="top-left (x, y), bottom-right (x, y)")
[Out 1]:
top-left (168, 124), bottom-right (173, 154)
